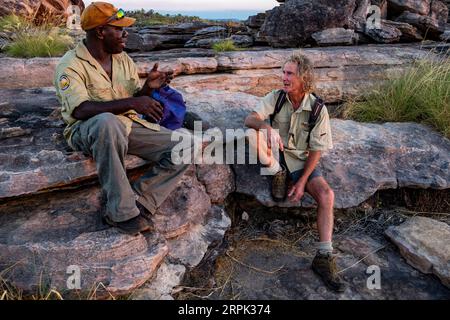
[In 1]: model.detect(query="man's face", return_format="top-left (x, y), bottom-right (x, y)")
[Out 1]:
top-left (101, 25), bottom-right (128, 54)
top-left (282, 62), bottom-right (304, 94)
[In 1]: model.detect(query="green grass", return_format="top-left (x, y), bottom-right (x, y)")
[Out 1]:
top-left (0, 14), bottom-right (73, 58)
top-left (128, 9), bottom-right (206, 26)
top-left (212, 39), bottom-right (239, 52)
top-left (4, 26), bottom-right (73, 58)
top-left (0, 14), bottom-right (30, 33)
top-left (343, 54), bottom-right (450, 138)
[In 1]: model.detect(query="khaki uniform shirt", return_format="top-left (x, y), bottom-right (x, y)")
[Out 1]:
top-left (54, 40), bottom-right (160, 148)
top-left (253, 90), bottom-right (333, 172)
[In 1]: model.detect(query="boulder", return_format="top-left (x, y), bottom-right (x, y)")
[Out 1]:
top-left (387, 0), bottom-right (431, 16)
top-left (125, 22), bottom-right (212, 52)
top-left (365, 20), bottom-right (402, 43)
top-left (350, 0), bottom-right (371, 32)
top-left (386, 217), bottom-right (450, 288)
top-left (311, 28), bottom-right (357, 46)
top-left (185, 26), bottom-right (228, 48)
top-left (384, 20), bottom-right (424, 41)
top-left (181, 89), bottom-right (260, 133)
top-left (0, 184), bottom-right (169, 297)
top-left (196, 164), bottom-right (236, 203)
top-left (234, 120), bottom-right (450, 209)
top-left (0, 0), bottom-right (84, 25)
top-left (0, 170), bottom-right (229, 297)
top-left (229, 35), bottom-right (254, 48)
top-left (131, 205), bottom-right (231, 299)
top-left (396, 9), bottom-right (447, 37)
top-left (260, 0), bottom-right (358, 47)
top-left (245, 13), bottom-right (267, 29)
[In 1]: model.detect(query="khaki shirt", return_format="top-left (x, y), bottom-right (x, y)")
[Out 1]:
top-left (54, 40), bottom-right (160, 148)
top-left (253, 90), bottom-right (333, 172)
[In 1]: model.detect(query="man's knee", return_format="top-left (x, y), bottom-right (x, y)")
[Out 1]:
top-left (317, 186), bottom-right (334, 208)
top-left (91, 113), bottom-right (126, 137)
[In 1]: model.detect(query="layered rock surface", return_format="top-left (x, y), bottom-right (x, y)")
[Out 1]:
top-left (0, 44), bottom-right (449, 299)
top-left (386, 217), bottom-right (450, 288)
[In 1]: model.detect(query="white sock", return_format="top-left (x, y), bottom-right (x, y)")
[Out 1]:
top-left (265, 161), bottom-right (281, 175)
top-left (316, 241), bottom-right (333, 255)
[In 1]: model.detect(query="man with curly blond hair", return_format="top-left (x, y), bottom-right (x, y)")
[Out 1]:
top-left (245, 52), bottom-right (345, 292)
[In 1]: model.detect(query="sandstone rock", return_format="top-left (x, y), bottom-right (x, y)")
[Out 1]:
top-left (384, 20), bottom-right (424, 41)
top-left (132, 205), bottom-right (231, 299)
top-left (365, 20), bottom-right (402, 43)
top-left (133, 56), bottom-right (218, 78)
top-left (0, 185), bottom-right (168, 298)
top-left (0, 0), bottom-right (84, 25)
top-left (312, 28), bottom-right (357, 46)
top-left (180, 89), bottom-right (260, 133)
top-left (130, 262), bottom-right (186, 300)
top-left (196, 164), bottom-right (235, 204)
top-left (209, 229), bottom-right (450, 299)
top-left (153, 166), bottom-right (211, 239)
top-left (372, 0), bottom-right (389, 19)
top-left (260, 0), bottom-right (358, 47)
top-left (396, 10), bottom-right (446, 37)
top-left (386, 217), bottom-right (450, 288)
top-left (430, 0), bottom-right (450, 30)
top-left (387, 0), bottom-right (431, 16)
top-left (245, 13), bottom-right (267, 29)
top-left (229, 35), bottom-right (254, 48)
top-left (0, 45), bottom-right (432, 89)
top-left (185, 26), bottom-right (227, 48)
top-left (234, 120), bottom-right (450, 209)
top-left (350, 0), bottom-right (371, 32)
top-left (0, 171), bottom-right (227, 298)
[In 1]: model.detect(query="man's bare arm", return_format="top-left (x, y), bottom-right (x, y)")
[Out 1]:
top-left (244, 112), bottom-right (271, 130)
top-left (72, 96), bottom-right (163, 122)
top-left (245, 112), bottom-right (284, 151)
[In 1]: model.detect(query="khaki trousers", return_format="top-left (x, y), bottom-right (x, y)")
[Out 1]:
top-left (70, 113), bottom-right (189, 222)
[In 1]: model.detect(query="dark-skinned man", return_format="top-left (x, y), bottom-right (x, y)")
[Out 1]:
top-left (54, 2), bottom-right (189, 236)
top-left (245, 52), bottom-right (346, 292)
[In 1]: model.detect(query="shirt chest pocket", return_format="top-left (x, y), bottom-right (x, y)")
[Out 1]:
top-left (290, 121), bottom-right (310, 151)
top-left (273, 116), bottom-right (291, 140)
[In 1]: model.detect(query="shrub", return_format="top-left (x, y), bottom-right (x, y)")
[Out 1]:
top-left (343, 54), bottom-right (450, 138)
top-left (4, 23), bottom-right (73, 58)
top-left (212, 39), bottom-right (238, 52)
top-left (128, 9), bottom-right (206, 26)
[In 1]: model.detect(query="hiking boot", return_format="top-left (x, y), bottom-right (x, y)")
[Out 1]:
top-left (271, 167), bottom-right (287, 202)
top-left (103, 214), bottom-right (152, 236)
top-left (312, 252), bottom-right (347, 293)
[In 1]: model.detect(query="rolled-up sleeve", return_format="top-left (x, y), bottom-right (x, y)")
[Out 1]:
top-left (126, 54), bottom-right (142, 95)
top-left (309, 106), bottom-right (333, 151)
top-left (252, 90), bottom-right (278, 120)
top-left (55, 66), bottom-right (89, 126)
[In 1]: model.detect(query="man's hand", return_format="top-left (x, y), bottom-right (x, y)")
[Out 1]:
top-left (266, 126), bottom-right (284, 152)
top-left (288, 180), bottom-right (306, 203)
top-left (133, 96), bottom-right (164, 122)
top-left (144, 63), bottom-right (174, 90)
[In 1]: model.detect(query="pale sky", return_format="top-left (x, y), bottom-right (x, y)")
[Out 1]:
top-left (83, 0), bottom-right (279, 12)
